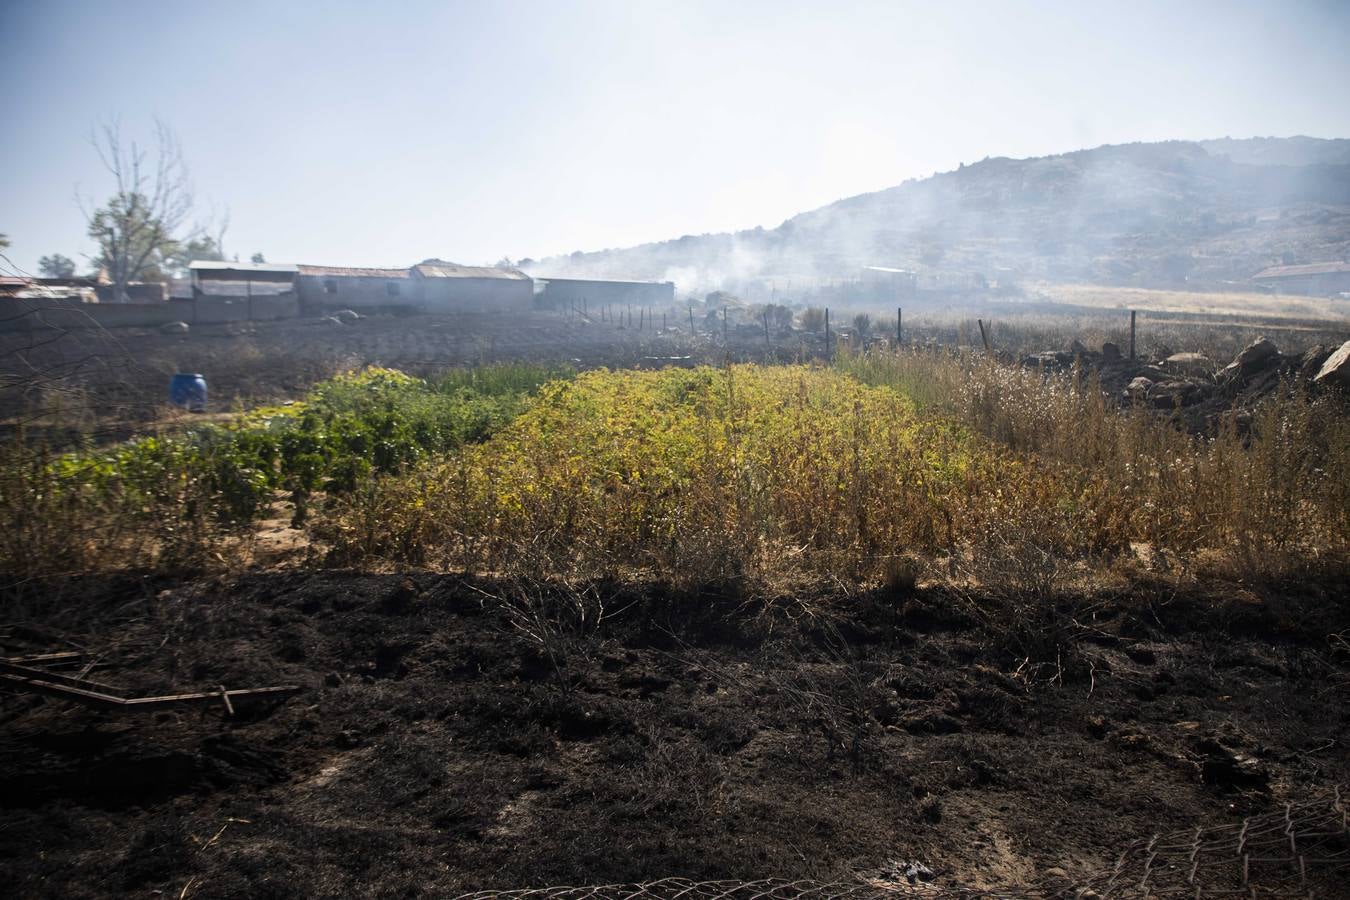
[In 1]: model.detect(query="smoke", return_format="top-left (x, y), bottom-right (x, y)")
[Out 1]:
top-left (525, 138), bottom-right (1350, 300)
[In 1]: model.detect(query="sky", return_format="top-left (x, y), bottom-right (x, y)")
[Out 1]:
top-left (2, 0), bottom-right (1349, 275)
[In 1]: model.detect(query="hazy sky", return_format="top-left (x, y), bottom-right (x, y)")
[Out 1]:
top-left (3, 0), bottom-right (1348, 274)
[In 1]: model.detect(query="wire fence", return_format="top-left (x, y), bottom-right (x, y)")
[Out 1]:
top-left (455, 787), bottom-right (1350, 899)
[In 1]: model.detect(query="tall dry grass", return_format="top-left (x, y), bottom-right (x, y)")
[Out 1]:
top-left (839, 347), bottom-right (1350, 578)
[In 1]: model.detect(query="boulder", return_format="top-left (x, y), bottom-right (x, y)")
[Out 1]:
top-left (1101, 341), bottom-right (1121, 362)
top-left (1163, 352), bottom-right (1214, 378)
top-left (1069, 338), bottom-right (1089, 356)
top-left (1298, 344), bottom-right (1331, 380)
top-left (1150, 380), bottom-right (1211, 408)
top-left (1125, 376), bottom-right (1153, 402)
top-left (1314, 339), bottom-right (1350, 389)
top-left (1022, 351), bottom-right (1073, 371)
top-left (1194, 738), bottom-right (1268, 789)
top-left (159, 320), bottom-right (190, 334)
top-left (1220, 336), bottom-right (1279, 381)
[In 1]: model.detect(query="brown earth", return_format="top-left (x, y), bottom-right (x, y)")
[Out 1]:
top-left (2, 571), bottom-right (1348, 898)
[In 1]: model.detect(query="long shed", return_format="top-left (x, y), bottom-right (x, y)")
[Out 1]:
top-left (533, 276), bottom-right (674, 311)
top-left (296, 261), bottom-right (532, 313)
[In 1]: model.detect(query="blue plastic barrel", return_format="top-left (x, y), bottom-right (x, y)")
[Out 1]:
top-left (168, 373), bottom-right (208, 411)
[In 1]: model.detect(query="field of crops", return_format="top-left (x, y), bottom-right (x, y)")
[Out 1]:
top-left (9, 350), bottom-right (1347, 597)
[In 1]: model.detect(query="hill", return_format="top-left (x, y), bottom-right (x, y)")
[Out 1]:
top-left (525, 137), bottom-right (1350, 294)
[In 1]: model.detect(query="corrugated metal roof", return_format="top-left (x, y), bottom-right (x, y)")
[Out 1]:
top-left (189, 261), bottom-right (299, 274)
top-left (297, 264), bottom-right (410, 278)
top-left (1253, 261), bottom-right (1350, 279)
top-left (413, 260), bottom-right (530, 280)
top-left (535, 275), bottom-right (673, 286)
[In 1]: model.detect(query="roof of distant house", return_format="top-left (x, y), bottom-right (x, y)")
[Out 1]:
top-left (189, 260), bottom-right (299, 274)
top-left (534, 275), bottom-right (673, 286)
top-left (413, 259), bottom-right (530, 280)
top-left (1252, 261), bottom-right (1350, 279)
top-left (296, 264), bottom-right (410, 279)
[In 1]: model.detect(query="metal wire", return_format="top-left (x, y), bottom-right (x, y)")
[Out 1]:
top-left (455, 787), bottom-right (1350, 899)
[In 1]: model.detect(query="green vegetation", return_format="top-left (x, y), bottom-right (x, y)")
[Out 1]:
top-left (0, 363), bottom-right (571, 580)
top-left (5, 350), bottom-right (1346, 597)
top-left (318, 365), bottom-right (983, 580)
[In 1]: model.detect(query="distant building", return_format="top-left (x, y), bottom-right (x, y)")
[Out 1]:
top-left (94, 281), bottom-right (168, 304)
top-left (1252, 261), bottom-right (1350, 297)
top-left (295, 264), bottom-right (413, 313)
top-left (411, 260), bottom-right (534, 313)
top-left (189, 261), bottom-right (300, 321)
top-left (189, 261), bottom-right (298, 299)
top-left (0, 276), bottom-right (97, 301)
top-left (534, 276), bottom-right (674, 311)
top-left (295, 260), bottom-right (532, 313)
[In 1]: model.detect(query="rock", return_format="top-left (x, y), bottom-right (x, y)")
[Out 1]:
top-left (159, 320), bottom-right (190, 334)
top-left (1101, 341), bottom-right (1121, 361)
top-left (1220, 336), bottom-right (1279, 381)
top-left (1163, 352), bottom-right (1214, 378)
top-left (1022, 351), bottom-right (1073, 371)
top-left (1150, 380), bottom-right (1210, 408)
top-left (1069, 338), bottom-right (1089, 356)
top-left (1298, 344), bottom-right (1331, 380)
top-left (1314, 339), bottom-right (1350, 389)
top-left (1126, 376), bottom-right (1153, 400)
top-left (1195, 738), bottom-right (1268, 788)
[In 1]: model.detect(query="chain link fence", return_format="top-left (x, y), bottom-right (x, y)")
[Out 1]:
top-left (455, 787), bottom-right (1350, 899)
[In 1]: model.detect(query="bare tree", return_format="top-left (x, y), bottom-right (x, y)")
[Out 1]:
top-left (80, 120), bottom-right (195, 302)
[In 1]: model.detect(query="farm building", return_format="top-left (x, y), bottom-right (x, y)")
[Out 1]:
top-left (533, 276), bottom-right (674, 311)
top-left (1252, 261), bottom-right (1350, 297)
top-left (412, 260), bottom-right (534, 312)
top-left (189, 261), bottom-right (300, 321)
top-left (0, 276), bottom-right (97, 301)
top-left (296, 265), bottom-right (414, 314)
top-left (296, 260), bottom-right (532, 313)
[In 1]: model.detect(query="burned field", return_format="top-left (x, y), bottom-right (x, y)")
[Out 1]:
top-left (2, 569), bottom-right (1349, 898)
top-left (2, 312), bottom-right (1349, 898)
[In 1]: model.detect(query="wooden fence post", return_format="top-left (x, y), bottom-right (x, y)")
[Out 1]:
top-left (1129, 310), bottom-right (1137, 360)
top-left (977, 318), bottom-right (992, 356)
top-left (897, 306), bottom-right (902, 347)
top-left (825, 308), bottom-right (831, 362)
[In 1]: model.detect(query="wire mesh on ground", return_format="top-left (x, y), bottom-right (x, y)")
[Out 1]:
top-left (454, 787), bottom-right (1350, 899)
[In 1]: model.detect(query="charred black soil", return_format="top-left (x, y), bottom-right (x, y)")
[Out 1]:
top-left (2, 571), bottom-right (1348, 898)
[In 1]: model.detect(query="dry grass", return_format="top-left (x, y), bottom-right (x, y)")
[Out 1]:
top-left (840, 347), bottom-right (1350, 579)
top-left (317, 358), bottom-right (1350, 595)
top-left (1036, 282), bottom-right (1350, 322)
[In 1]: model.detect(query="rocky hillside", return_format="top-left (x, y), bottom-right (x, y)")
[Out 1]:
top-left (528, 138), bottom-right (1350, 293)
